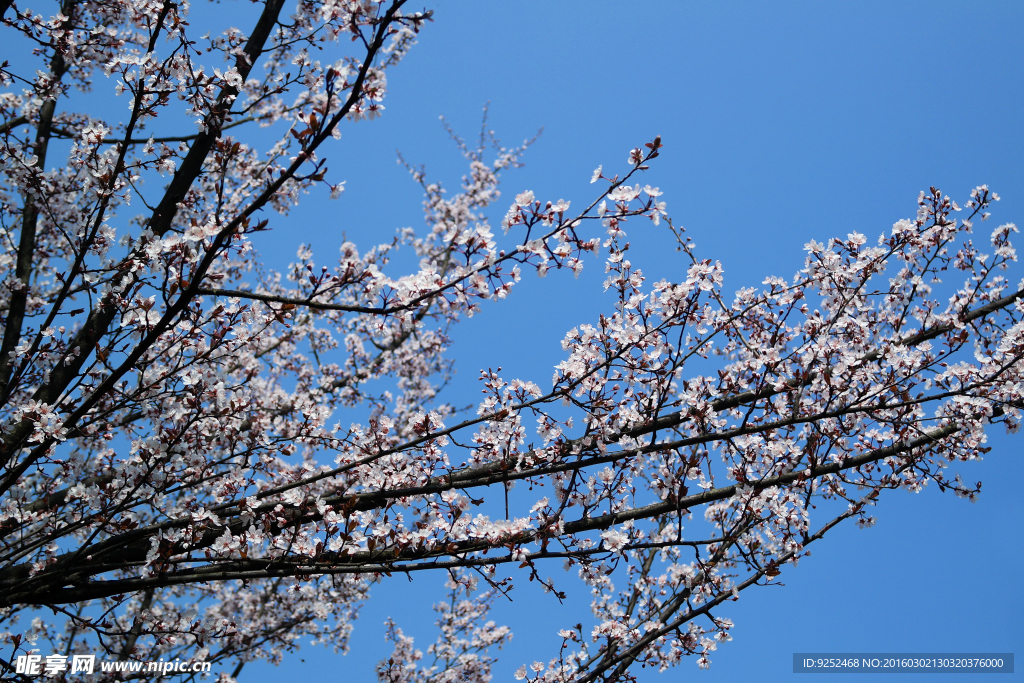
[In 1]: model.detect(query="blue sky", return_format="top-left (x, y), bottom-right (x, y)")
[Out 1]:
top-left (245, 1), bottom-right (1023, 681)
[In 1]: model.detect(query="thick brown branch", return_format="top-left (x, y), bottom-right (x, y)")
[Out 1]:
top-left (632, 285), bottom-right (1024, 438)
top-left (50, 116), bottom-right (259, 145)
top-left (145, 0), bottom-right (287, 240)
top-left (1, 295), bottom-right (1014, 579)
top-left (0, 421), bottom-right (958, 604)
top-left (0, 0), bottom-right (295, 470)
top-left (196, 287), bottom-right (394, 314)
top-left (0, 115), bottom-right (27, 134)
top-left (0, 3), bottom-right (71, 394)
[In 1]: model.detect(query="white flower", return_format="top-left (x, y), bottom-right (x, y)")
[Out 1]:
top-left (515, 190), bottom-right (535, 207)
top-left (608, 184), bottom-right (641, 202)
top-left (121, 297), bottom-right (161, 328)
top-left (590, 165), bottom-right (602, 183)
top-left (184, 225), bottom-right (206, 241)
top-left (601, 528), bottom-right (629, 552)
top-left (211, 529), bottom-right (239, 554)
top-left (891, 218), bottom-right (914, 236)
top-left (191, 508), bottom-right (221, 524)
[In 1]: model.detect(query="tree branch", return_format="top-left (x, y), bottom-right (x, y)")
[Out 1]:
top-left (0, 421), bottom-right (959, 604)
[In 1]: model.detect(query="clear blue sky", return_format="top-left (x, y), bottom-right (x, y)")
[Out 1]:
top-left (246, 1), bottom-right (1023, 681)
